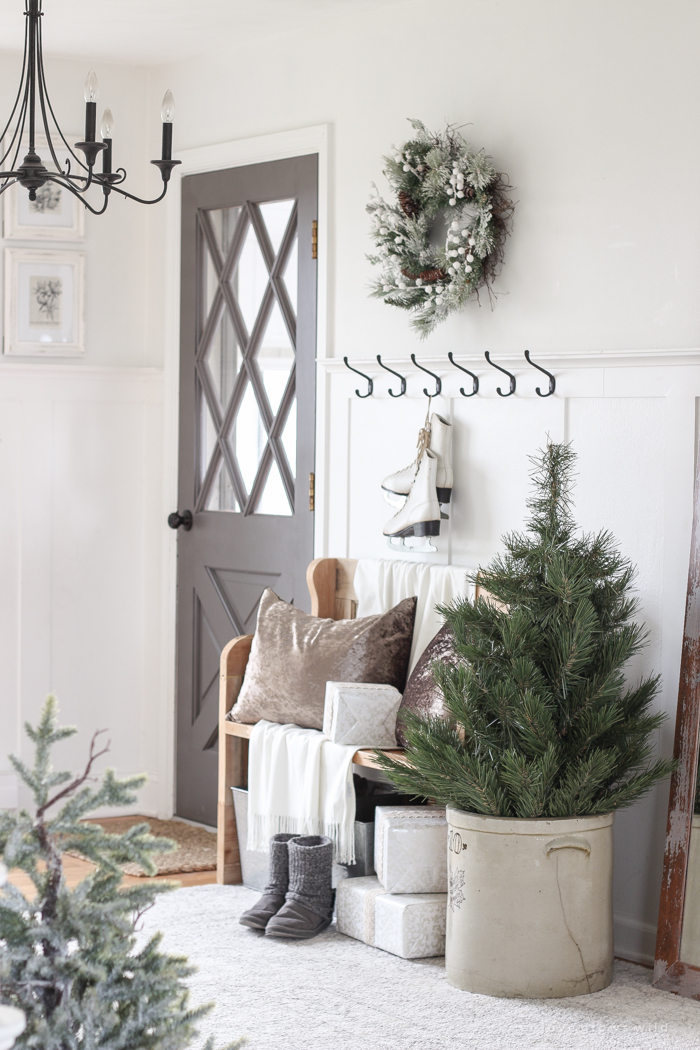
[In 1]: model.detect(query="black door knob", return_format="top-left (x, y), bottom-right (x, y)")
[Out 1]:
top-left (168, 509), bottom-right (193, 531)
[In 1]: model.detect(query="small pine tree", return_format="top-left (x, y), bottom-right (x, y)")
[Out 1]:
top-left (378, 442), bottom-right (675, 818)
top-left (0, 697), bottom-right (242, 1050)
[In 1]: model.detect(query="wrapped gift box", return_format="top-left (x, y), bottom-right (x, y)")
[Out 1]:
top-left (375, 806), bottom-right (447, 894)
top-left (322, 681), bottom-right (402, 747)
top-left (336, 875), bottom-right (446, 959)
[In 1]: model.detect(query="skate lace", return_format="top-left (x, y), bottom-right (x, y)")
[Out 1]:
top-left (394, 400), bottom-right (433, 475)
top-left (415, 399), bottom-right (432, 459)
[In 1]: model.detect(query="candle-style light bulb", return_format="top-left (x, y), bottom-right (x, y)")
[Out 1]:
top-left (101, 109), bottom-right (114, 175)
top-left (100, 108), bottom-right (114, 139)
top-left (160, 90), bottom-right (175, 161)
top-left (161, 89), bottom-right (175, 123)
top-left (84, 70), bottom-right (99, 104)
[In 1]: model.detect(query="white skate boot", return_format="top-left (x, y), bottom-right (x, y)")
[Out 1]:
top-left (381, 413), bottom-right (453, 507)
top-left (383, 449), bottom-right (441, 550)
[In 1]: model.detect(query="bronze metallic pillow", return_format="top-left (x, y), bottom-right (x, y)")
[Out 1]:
top-left (395, 623), bottom-right (458, 746)
top-left (228, 588), bottom-right (417, 730)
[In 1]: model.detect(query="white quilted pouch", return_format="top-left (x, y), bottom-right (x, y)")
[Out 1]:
top-left (322, 681), bottom-right (402, 747)
top-left (375, 806), bottom-right (448, 893)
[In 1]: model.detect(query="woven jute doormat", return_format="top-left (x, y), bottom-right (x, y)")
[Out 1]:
top-left (79, 816), bottom-right (217, 876)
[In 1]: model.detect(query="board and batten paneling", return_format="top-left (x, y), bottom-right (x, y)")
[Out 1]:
top-left (0, 363), bottom-right (170, 819)
top-left (316, 352), bottom-right (700, 964)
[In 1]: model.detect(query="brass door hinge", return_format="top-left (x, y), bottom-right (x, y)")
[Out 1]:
top-left (309, 472), bottom-right (315, 512)
top-left (311, 220), bottom-right (318, 260)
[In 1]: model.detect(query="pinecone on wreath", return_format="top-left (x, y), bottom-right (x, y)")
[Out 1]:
top-left (398, 190), bottom-right (420, 218)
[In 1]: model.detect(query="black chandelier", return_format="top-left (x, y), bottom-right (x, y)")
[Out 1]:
top-left (0, 0), bottom-right (180, 215)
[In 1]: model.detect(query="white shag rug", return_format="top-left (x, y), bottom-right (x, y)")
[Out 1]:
top-left (139, 884), bottom-right (700, 1050)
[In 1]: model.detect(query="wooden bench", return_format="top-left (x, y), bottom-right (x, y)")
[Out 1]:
top-left (216, 556), bottom-right (407, 884)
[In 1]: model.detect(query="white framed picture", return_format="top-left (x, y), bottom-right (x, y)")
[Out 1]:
top-left (4, 248), bottom-right (85, 357)
top-left (3, 137), bottom-right (85, 241)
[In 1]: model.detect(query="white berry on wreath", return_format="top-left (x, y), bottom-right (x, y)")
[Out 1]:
top-left (367, 119), bottom-right (514, 336)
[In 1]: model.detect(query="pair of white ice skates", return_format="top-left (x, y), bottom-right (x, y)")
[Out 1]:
top-left (381, 413), bottom-right (453, 550)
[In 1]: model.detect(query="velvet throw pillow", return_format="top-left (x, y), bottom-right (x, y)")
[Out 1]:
top-left (395, 623), bottom-right (459, 747)
top-left (228, 588), bottom-right (417, 730)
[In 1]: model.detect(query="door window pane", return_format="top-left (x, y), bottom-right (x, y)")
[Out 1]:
top-left (258, 301), bottom-right (294, 414)
top-left (259, 199), bottom-right (294, 255)
top-left (232, 382), bottom-right (266, 496)
top-left (206, 460), bottom-right (239, 512)
top-left (257, 459), bottom-right (292, 516)
top-left (282, 234), bottom-right (298, 315)
top-left (208, 205), bottom-right (242, 257)
top-left (204, 310), bottom-right (241, 410)
top-left (281, 399), bottom-right (297, 479)
top-left (199, 392), bottom-right (219, 486)
top-left (203, 243), bottom-right (219, 327)
top-left (231, 223), bottom-right (268, 334)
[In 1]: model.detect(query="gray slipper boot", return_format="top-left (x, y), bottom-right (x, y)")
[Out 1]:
top-left (239, 833), bottom-right (295, 930)
top-left (265, 835), bottom-right (334, 940)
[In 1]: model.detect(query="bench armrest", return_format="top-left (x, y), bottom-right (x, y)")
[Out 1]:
top-left (219, 634), bottom-right (254, 722)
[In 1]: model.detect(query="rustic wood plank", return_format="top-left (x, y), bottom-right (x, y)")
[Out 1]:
top-left (335, 557), bottom-right (358, 619)
top-left (216, 634), bottom-right (253, 885)
top-left (224, 721), bottom-right (254, 739)
top-left (224, 722), bottom-right (405, 770)
top-left (654, 433), bottom-right (700, 995)
top-left (306, 557), bottom-right (338, 618)
top-left (352, 749), bottom-right (409, 770)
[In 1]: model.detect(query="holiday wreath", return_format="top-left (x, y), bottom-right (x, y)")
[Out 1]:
top-left (367, 120), bottom-right (514, 336)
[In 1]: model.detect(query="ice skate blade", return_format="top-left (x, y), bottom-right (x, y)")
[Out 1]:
top-left (382, 488), bottom-right (408, 510)
top-left (386, 536), bottom-right (438, 554)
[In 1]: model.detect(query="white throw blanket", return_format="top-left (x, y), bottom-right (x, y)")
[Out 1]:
top-left (247, 720), bottom-right (358, 864)
top-left (354, 558), bottom-right (474, 672)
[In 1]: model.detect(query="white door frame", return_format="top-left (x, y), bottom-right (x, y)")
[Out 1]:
top-left (159, 125), bottom-right (330, 817)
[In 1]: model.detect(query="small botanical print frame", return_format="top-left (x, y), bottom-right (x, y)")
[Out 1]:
top-left (3, 138), bottom-right (85, 241)
top-left (4, 248), bottom-right (85, 357)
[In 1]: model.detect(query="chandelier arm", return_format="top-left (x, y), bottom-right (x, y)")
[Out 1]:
top-left (104, 181), bottom-right (169, 206)
top-left (43, 168), bottom-right (97, 195)
top-left (0, 176), bottom-right (21, 197)
top-left (10, 79), bottom-right (30, 173)
top-left (36, 13), bottom-right (89, 174)
top-left (0, 12), bottom-right (29, 164)
top-left (45, 174), bottom-right (110, 215)
top-left (0, 71), bottom-right (30, 172)
top-left (36, 28), bottom-right (65, 177)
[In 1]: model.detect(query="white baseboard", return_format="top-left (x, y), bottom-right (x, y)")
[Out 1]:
top-left (0, 772), bottom-right (18, 809)
top-left (614, 911), bottom-right (657, 966)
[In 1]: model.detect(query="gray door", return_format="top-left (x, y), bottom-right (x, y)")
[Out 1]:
top-left (174, 155), bottom-right (318, 825)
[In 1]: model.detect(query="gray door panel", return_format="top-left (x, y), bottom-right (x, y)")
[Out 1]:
top-left (175, 155), bottom-right (318, 825)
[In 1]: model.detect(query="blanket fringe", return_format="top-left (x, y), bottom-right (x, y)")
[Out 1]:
top-left (248, 812), bottom-right (356, 865)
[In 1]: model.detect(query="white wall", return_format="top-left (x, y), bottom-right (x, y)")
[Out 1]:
top-left (0, 56), bottom-right (170, 816)
top-left (145, 0), bottom-right (700, 962)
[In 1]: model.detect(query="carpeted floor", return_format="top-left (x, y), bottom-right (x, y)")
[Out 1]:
top-left (138, 884), bottom-right (700, 1050)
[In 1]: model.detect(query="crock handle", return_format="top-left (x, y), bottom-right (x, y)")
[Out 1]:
top-left (546, 836), bottom-right (591, 857)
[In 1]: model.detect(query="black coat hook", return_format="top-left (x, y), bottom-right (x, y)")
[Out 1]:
top-left (376, 355), bottom-right (407, 397)
top-left (411, 354), bottom-right (442, 398)
top-left (524, 351), bottom-right (555, 397)
top-left (343, 357), bottom-right (373, 398)
top-left (484, 351), bottom-right (516, 397)
top-left (448, 352), bottom-right (479, 397)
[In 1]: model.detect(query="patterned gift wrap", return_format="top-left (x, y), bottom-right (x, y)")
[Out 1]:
top-left (336, 875), bottom-right (447, 959)
top-left (322, 682), bottom-right (403, 747)
top-left (375, 806), bottom-right (447, 894)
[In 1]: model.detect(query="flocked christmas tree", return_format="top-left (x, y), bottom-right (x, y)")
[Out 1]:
top-left (0, 696), bottom-right (242, 1050)
top-left (378, 442), bottom-right (675, 817)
